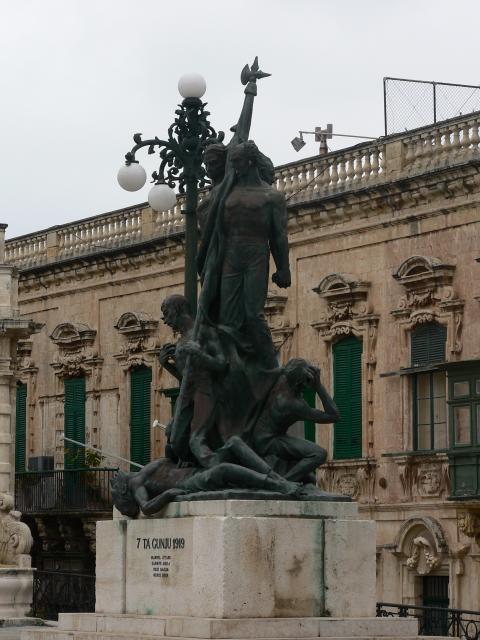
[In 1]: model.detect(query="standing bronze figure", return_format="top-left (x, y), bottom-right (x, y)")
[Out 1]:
top-left (112, 59), bottom-right (344, 517)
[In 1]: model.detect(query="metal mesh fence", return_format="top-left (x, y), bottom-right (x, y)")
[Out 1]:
top-left (384, 77), bottom-right (480, 135)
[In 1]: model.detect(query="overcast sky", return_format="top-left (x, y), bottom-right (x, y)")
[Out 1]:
top-left (1, 0), bottom-right (479, 239)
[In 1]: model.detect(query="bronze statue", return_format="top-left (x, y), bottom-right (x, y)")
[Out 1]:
top-left (112, 436), bottom-right (300, 517)
top-left (249, 360), bottom-right (339, 483)
top-left (112, 59), bottom-right (346, 517)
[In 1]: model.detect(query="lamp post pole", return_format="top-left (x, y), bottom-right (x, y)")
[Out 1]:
top-left (117, 75), bottom-right (218, 317)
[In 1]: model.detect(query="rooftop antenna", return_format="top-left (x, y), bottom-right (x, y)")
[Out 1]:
top-left (291, 124), bottom-right (376, 155)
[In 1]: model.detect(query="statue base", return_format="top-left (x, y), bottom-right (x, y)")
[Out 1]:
top-left (20, 500), bottom-right (429, 640)
top-left (0, 567), bottom-right (33, 618)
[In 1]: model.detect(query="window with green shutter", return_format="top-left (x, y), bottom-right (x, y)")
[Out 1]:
top-left (333, 336), bottom-right (362, 459)
top-left (130, 366), bottom-right (152, 469)
top-left (411, 323), bottom-right (447, 367)
top-left (64, 377), bottom-right (86, 468)
top-left (15, 383), bottom-right (27, 472)
top-left (411, 322), bottom-right (448, 451)
top-left (303, 387), bottom-right (316, 443)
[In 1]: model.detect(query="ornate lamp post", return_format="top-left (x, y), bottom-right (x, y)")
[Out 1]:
top-left (117, 73), bottom-right (219, 316)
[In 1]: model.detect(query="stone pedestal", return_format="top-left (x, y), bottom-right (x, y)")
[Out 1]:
top-left (20, 500), bottom-right (434, 640)
top-left (97, 500), bottom-right (374, 619)
top-left (0, 568), bottom-right (34, 617)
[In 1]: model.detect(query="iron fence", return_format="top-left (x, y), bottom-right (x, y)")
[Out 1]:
top-left (377, 602), bottom-right (480, 639)
top-left (32, 570), bottom-right (95, 620)
top-left (384, 77), bottom-right (480, 135)
top-left (15, 468), bottom-right (118, 514)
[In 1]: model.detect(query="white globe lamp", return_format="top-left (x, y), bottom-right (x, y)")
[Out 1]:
top-left (117, 163), bottom-right (147, 192)
top-left (148, 183), bottom-right (177, 212)
top-left (178, 73), bottom-right (206, 99)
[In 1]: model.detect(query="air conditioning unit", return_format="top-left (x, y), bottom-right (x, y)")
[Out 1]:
top-left (28, 456), bottom-right (54, 472)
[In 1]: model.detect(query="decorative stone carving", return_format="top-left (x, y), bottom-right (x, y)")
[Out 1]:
top-left (391, 256), bottom-right (464, 355)
top-left (458, 511), bottom-right (480, 545)
top-left (0, 494), bottom-right (32, 567)
top-left (318, 459), bottom-right (376, 503)
top-left (393, 515), bottom-right (448, 576)
top-left (113, 311), bottom-right (160, 370)
top-left (50, 322), bottom-right (102, 378)
top-left (312, 275), bottom-right (379, 362)
top-left (15, 340), bottom-right (37, 375)
top-left (264, 291), bottom-right (294, 364)
top-left (405, 536), bottom-right (441, 574)
top-left (394, 454), bottom-right (449, 501)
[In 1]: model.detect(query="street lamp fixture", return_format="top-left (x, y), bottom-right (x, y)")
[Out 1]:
top-left (117, 72), bottom-right (218, 315)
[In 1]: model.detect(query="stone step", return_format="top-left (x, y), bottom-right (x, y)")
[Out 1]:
top-left (56, 614), bottom-right (420, 639)
top-left (20, 631), bottom-right (449, 640)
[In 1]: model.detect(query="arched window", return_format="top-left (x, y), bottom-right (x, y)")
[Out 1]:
top-left (333, 336), bottom-right (362, 459)
top-left (130, 366), bottom-right (152, 469)
top-left (411, 323), bottom-right (447, 451)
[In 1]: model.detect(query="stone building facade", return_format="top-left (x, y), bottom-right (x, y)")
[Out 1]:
top-left (6, 111), bottom-right (480, 609)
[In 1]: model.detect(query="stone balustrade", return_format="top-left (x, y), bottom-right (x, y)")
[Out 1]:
top-left (6, 112), bottom-right (480, 269)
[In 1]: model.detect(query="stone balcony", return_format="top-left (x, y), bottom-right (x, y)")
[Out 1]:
top-left (6, 110), bottom-right (480, 270)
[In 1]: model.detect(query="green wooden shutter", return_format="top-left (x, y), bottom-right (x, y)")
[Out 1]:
top-left (411, 323), bottom-right (447, 366)
top-left (64, 377), bottom-right (86, 468)
top-left (333, 336), bottom-right (362, 459)
top-left (130, 366), bottom-right (152, 469)
top-left (303, 387), bottom-right (316, 442)
top-left (15, 383), bottom-right (27, 472)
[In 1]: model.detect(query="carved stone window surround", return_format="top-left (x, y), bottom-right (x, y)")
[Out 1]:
top-left (113, 311), bottom-right (160, 371)
top-left (49, 323), bottom-right (103, 379)
top-left (391, 256), bottom-right (464, 357)
top-left (312, 273), bottom-right (379, 457)
top-left (49, 322), bottom-right (103, 462)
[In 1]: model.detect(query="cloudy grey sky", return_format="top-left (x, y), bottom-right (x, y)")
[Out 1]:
top-left (1, 0), bottom-right (479, 239)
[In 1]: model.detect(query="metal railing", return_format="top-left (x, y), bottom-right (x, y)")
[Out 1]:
top-left (377, 602), bottom-right (480, 639)
top-left (32, 570), bottom-right (95, 620)
top-left (15, 468), bottom-right (118, 514)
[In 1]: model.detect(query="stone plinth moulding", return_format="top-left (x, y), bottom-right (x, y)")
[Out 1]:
top-left (312, 273), bottom-right (379, 458)
top-left (391, 255), bottom-right (464, 357)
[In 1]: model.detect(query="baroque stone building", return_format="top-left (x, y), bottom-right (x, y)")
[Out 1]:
top-left (6, 110), bottom-right (480, 609)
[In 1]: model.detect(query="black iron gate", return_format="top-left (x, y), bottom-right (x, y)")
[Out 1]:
top-left (32, 571), bottom-right (95, 620)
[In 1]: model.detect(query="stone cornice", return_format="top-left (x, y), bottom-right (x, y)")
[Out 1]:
top-left (18, 235), bottom-right (185, 296)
